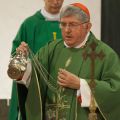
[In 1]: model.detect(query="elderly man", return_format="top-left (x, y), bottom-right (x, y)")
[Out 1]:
top-left (9, 0), bottom-right (64, 120)
top-left (11, 2), bottom-right (120, 120)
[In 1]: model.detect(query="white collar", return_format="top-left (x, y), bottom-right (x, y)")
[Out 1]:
top-left (64, 33), bottom-right (89, 48)
top-left (41, 7), bottom-right (60, 21)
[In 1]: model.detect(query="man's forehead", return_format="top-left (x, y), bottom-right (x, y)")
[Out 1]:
top-left (60, 16), bottom-right (81, 22)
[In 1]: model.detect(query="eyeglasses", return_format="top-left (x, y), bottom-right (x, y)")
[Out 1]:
top-left (60, 22), bottom-right (88, 29)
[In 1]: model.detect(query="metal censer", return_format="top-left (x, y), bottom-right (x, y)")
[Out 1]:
top-left (7, 51), bottom-right (28, 80)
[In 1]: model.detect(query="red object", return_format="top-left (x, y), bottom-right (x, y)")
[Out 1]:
top-left (71, 3), bottom-right (90, 18)
top-left (77, 96), bottom-right (82, 104)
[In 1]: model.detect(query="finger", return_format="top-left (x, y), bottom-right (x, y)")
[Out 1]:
top-left (57, 79), bottom-right (67, 87)
top-left (58, 72), bottom-right (66, 79)
top-left (62, 69), bottom-right (71, 75)
top-left (16, 47), bottom-right (24, 53)
top-left (16, 47), bottom-right (28, 56)
top-left (21, 42), bottom-right (28, 47)
top-left (57, 81), bottom-right (67, 87)
top-left (20, 42), bottom-right (28, 51)
top-left (17, 46), bottom-right (27, 53)
top-left (58, 76), bottom-right (67, 84)
top-left (59, 68), bottom-right (68, 76)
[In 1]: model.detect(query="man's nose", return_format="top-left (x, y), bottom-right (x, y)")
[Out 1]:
top-left (65, 25), bottom-right (72, 33)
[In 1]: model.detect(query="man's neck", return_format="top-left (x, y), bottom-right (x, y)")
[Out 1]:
top-left (41, 7), bottom-right (60, 21)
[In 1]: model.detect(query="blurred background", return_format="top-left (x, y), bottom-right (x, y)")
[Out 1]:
top-left (0, 0), bottom-right (120, 119)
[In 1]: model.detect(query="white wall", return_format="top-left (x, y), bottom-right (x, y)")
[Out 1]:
top-left (0, 0), bottom-right (101, 99)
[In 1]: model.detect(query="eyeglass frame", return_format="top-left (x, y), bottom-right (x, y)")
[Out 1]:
top-left (59, 21), bottom-right (89, 29)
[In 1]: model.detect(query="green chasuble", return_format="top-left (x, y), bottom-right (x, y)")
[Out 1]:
top-left (9, 10), bottom-right (62, 120)
top-left (25, 32), bottom-right (120, 120)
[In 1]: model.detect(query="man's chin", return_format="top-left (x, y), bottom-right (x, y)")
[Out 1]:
top-left (51, 8), bottom-right (60, 14)
top-left (65, 42), bottom-right (74, 47)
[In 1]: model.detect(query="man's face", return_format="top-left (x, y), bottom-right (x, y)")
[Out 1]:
top-left (44, 0), bottom-right (64, 14)
top-left (60, 15), bottom-right (91, 47)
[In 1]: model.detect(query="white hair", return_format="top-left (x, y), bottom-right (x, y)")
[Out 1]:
top-left (60, 5), bottom-right (90, 23)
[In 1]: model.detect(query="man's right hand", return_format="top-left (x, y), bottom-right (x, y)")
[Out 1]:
top-left (16, 42), bottom-right (29, 56)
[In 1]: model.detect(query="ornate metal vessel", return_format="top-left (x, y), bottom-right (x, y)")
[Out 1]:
top-left (7, 51), bottom-right (28, 80)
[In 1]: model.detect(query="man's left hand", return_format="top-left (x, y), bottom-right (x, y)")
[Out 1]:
top-left (57, 68), bottom-right (80, 89)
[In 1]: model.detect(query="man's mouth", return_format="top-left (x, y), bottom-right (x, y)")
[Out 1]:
top-left (52, 5), bottom-right (61, 9)
top-left (65, 36), bottom-right (72, 39)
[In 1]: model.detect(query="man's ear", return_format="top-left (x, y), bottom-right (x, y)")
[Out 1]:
top-left (87, 22), bottom-right (92, 32)
top-left (83, 22), bottom-right (92, 31)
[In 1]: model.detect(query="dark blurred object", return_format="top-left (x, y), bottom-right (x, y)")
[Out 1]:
top-left (101, 0), bottom-right (120, 55)
top-left (0, 99), bottom-right (9, 120)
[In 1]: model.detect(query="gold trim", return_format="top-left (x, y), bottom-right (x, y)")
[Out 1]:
top-left (53, 32), bottom-right (57, 41)
top-left (75, 96), bottom-right (78, 120)
top-left (94, 98), bottom-right (107, 120)
top-left (65, 57), bottom-right (72, 68)
top-left (33, 66), bottom-right (43, 120)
